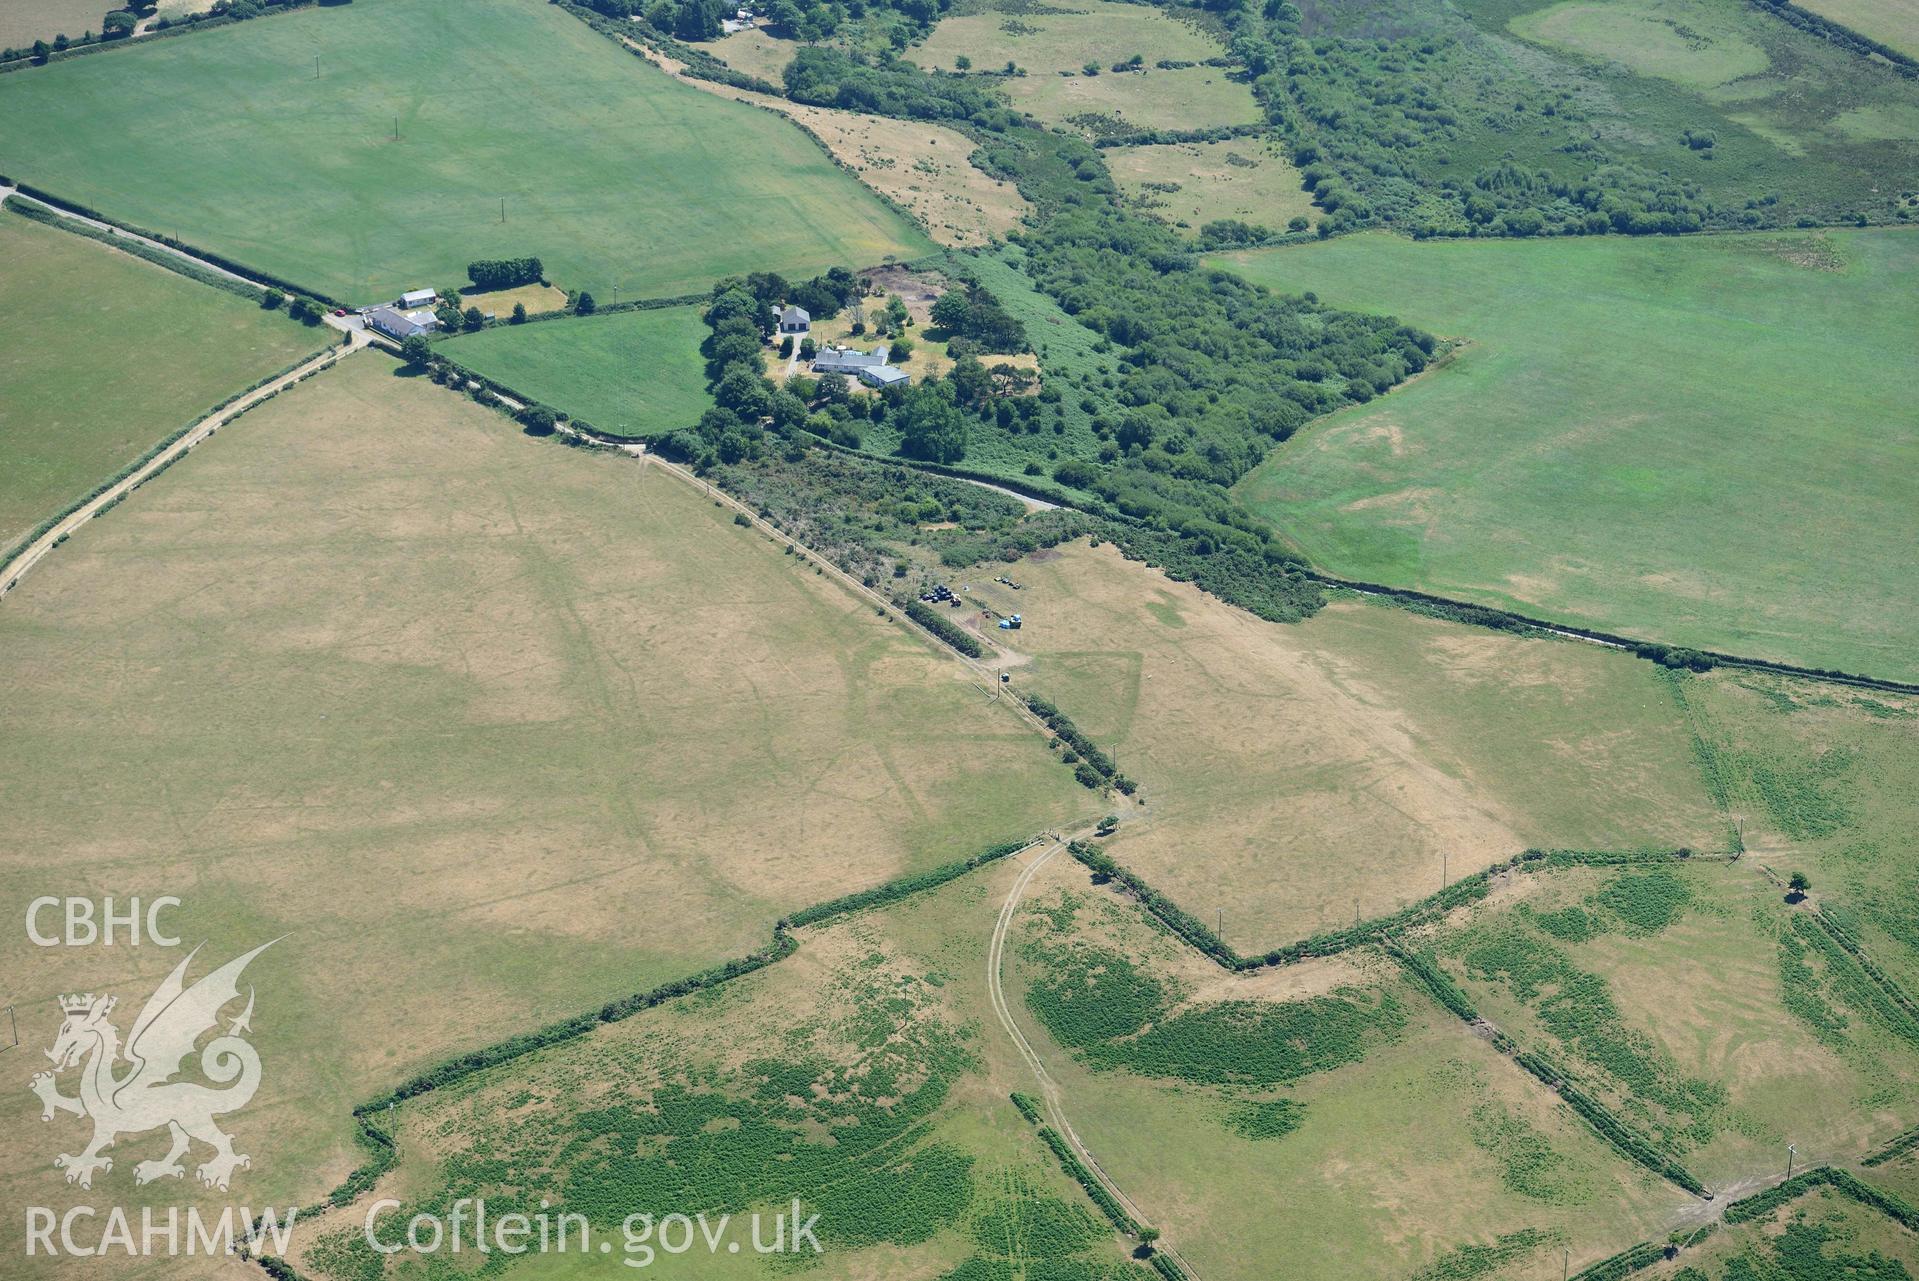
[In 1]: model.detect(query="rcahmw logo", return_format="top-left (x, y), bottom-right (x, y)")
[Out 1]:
top-left (30, 940), bottom-right (277, 1191)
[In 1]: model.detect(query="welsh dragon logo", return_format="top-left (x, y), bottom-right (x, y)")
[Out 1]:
top-left (30, 941), bottom-right (275, 1191)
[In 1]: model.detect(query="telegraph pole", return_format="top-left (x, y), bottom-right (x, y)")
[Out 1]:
top-left (3, 1004), bottom-right (15, 1051)
top-left (500, 196), bottom-right (506, 224)
top-left (314, 54), bottom-right (320, 79)
top-left (1786, 1143), bottom-right (1797, 1181)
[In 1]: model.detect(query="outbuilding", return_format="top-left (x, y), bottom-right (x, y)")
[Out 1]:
top-left (859, 365), bottom-right (910, 389)
top-left (400, 288), bottom-right (437, 310)
top-left (778, 304), bottom-right (810, 333)
top-left (366, 306), bottom-right (439, 342)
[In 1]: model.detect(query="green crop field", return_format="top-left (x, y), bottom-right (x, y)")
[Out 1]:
top-left (0, 203), bottom-right (323, 552)
top-left (0, 0), bottom-right (930, 303)
top-left (443, 305), bottom-right (711, 435)
top-left (0, 352), bottom-right (1086, 1263)
top-left (1222, 229), bottom-right (1919, 681)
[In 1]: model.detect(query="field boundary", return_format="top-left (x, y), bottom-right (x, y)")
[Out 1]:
top-left (244, 833), bottom-right (1069, 1274)
top-left (0, 338), bottom-right (350, 600)
top-left (1568, 1165), bottom-right (1919, 1280)
top-left (4, 193), bottom-right (270, 304)
top-left (0, 179), bottom-right (338, 304)
top-left (1389, 946), bottom-right (1711, 1198)
top-left (1863, 1125), bottom-right (1919, 1168)
top-left (1068, 840), bottom-right (1727, 972)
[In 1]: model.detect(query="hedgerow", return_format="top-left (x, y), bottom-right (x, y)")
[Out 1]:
top-left (1413, 1228), bottom-right (1557, 1281)
top-left (787, 839), bottom-right (1031, 928)
top-left (905, 598), bottom-right (986, 658)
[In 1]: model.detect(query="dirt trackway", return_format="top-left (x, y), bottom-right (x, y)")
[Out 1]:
top-left (990, 838), bottom-right (1202, 1279)
top-left (0, 336), bottom-right (366, 601)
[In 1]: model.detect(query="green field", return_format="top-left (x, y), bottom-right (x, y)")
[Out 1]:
top-left (1107, 138), bottom-right (1317, 232)
top-left (0, 203), bottom-right (322, 551)
top-left (1800, 0), bottom-right (1919, 59)
top-left (0, 352), bottom-right (1086, 1265)
top-left (1222, 229), bottom-right (1919, 680)
top-left (444, 305), bottom-right (711, 434)
top-left (0, 0), bottom-right (931, 303)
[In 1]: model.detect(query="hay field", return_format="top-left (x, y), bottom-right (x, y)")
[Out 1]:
top-left (965, 540), bottom-right (1724, 951)
top-left (442, 304), bottom-right (712, 433)
top-left (0, 0), bottom-right (930, 302)
top-left (1108, 138), bottom-right (1317, 231)
top-left (1007, 862), bottom-right (1676, 1280)
top-left (1223, 229), bottom-right (1919, 681)
top-left (0, 0), bottom-right (109, 49)
top-left (0, 354), bottom-right (1087, 1259)
top-left (712, 24), bottom-right (799, 83)
top-left (0, 204), bottom-right (323, 551)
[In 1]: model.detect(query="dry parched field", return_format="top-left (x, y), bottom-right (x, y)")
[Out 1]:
top-left (1108, 138), bottom-right (1318, 232)
top-left (0, 353), bottom-right (1087, 1257)
top-left (967, 540), bottom-right (1725, 950)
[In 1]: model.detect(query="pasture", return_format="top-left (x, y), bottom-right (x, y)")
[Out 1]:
top-left (1637, 1184), bottom-right (1919, 1277)
top-left (0, 353), bottom-right (1086, 1258)
top-left (1107, 138), bottom-right (1317, 232)
top-left (0, 203), bottom-right (322, 552)
top-left (1434, 861), bottom-right (1919, 1189)
top-left (279, 859), bottom-right (1140, 1280)
top-left (1223, 229), bottom-right (1919, 681)
top-left (1676, 669), bottom-right (1919, 995)
top-left (909, 1), bottom-right (1260, 135)
top-left (966, 539), bottom-right (1724, 952)
top-left (0, 0), bottom-right (930, 302)
top-left (1009, 864), bottom-right (1676, 1280)
top-left (443, 304), bottom-right (712, 434)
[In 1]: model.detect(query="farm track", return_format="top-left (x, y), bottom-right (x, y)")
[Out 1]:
top-left (989, 839), bottom-right (1202, 1279)
top-left (0, 336), bottom-right (366, 601)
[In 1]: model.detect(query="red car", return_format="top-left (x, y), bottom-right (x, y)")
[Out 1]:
top-left (333, 308), bottom-right (347, 317)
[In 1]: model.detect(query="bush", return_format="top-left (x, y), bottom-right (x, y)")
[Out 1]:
top-left (466, 256), bottom-right (543, 290)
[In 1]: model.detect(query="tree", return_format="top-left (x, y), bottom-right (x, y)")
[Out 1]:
top-left (103, 11), bottom-right (136, 37)
top-left (463, 305), bottom-right (485, 331)
top-left (955, 54), bottom-right (971, 71)
top-left (511, 302), bottom-right (527, 324)
top-left (890, 336), bottom-right (915, 362)
top-left (1787, 872), bottom-right (1811, 901)
top-left (260, 289), bottom-right (284, 310)
top-left (518, 404), bottom-right (557, 435)
top-left (400, 333), bottom-right (432, 366)
top-left (31, 39), bottom-right (50, 63)
top-left (574, 290), bottom-right (597, 315)
top-left (896, 382), bottom-right (968, 463)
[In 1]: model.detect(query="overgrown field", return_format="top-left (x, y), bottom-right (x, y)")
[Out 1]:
top-left (1248, 0), bottom-right (1919, 232)
top-left (1106, 137), bottom-right (1317, 233)
top-left (966, 539), bottom-right (1724, 950)
top-left (1430, 861), bottom-right (1919, 1190)
top-left (442, 305), bottom-right (712, 435)
top-left (1010, 863), bottom-right (1677, 1280)
top-left (909, 0), bottom-right (1260, 137)
top-left (0, 353), bottom-right (1087, 1260)
top-left (0, 0), bottom-right (930, 301)
top-left (1634, 1183), bottom-right (1919, 1277)
top-left (1224, 229), bottom-right (1919, 680)
top-left (1676, 669), bottom-right (1919, 996)
top-left (281, 859), bottom-right (1146, 1280)
top-left (0, 202), bottom-right (322, 551)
